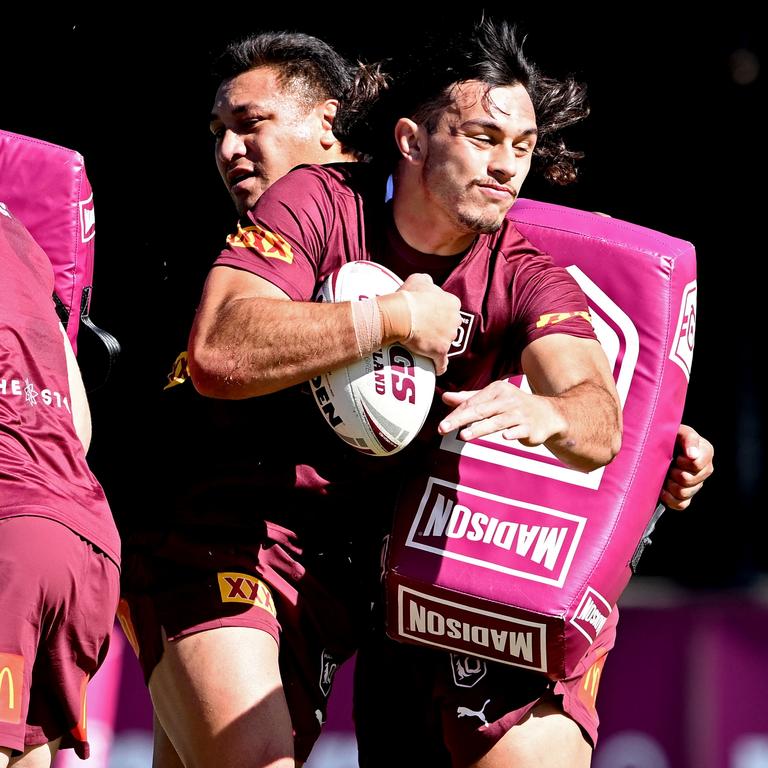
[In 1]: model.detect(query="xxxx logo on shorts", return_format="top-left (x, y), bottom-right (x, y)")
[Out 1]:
top-left (535, 310), bottom-right (592, 329)
top-left (226, 224), bottom-right (293, 263)
top-left (0, 652), bottom-right (24, 724)
top-left (217, 572), bottom-right (276, 616)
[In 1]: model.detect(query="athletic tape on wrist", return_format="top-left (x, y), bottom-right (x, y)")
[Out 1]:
top-left (351, 299), bottom-right (383, 357)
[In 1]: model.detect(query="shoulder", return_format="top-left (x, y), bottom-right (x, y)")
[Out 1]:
top-left (268, 162), bottom-right (379, 200)
top-left (479, 219), bottom-right (557, 277)
top-left (248, 163), bottom-right (379, 226)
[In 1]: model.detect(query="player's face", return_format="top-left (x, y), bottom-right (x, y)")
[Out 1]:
top-left (422, 81), bottom-right (537, 235)
top-left (210, 67), bottom-right (329, 215)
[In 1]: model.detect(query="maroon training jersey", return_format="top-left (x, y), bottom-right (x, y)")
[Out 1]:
top-left (168, 163), bottom-right (595, 534)
top-left (0, 205), bottom-right (119, 566)
top-left (216, 163), bottom-right (595, 404)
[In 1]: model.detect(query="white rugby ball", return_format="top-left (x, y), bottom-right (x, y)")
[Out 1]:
top-left (311, 261), bottom-right (436, 456)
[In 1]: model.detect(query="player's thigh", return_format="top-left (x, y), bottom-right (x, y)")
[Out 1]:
top-left (7, 739), bottom-right (60, 768)
top-left (151, 712), bottom-right (185, 768)
top-left (464, 701), bottom-right (591, 768)
top-left (149, 626), bottom-right (294, 768)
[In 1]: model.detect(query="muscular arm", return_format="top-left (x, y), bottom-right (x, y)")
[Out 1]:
top-left (440, 335), bottom-right (622, 472)
top-left (188, 265), bottom-right (462, 399)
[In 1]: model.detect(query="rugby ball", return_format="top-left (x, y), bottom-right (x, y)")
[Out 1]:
top-left (311, 261), bottom-right (436, 456)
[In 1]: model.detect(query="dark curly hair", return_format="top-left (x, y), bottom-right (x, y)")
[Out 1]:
top-left (213, 31), bottom-right (354, 109)
top-left (213, 31), bottom-right (370, 158)
top-left (341, 17), bottom-right (589, 185)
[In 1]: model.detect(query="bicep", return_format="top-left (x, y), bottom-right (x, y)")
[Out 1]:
top-left (521, 334), bottom-right (617, 400)
top-left (191, 266), bottom-right (290, 341)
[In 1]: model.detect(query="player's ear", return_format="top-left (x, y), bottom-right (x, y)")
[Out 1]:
top-left (394, 118), bottom-right (425, 165)
top-left (317, 99), bottom-right (340, 149)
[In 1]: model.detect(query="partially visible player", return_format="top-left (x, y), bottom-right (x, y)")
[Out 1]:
top-left (119, 26), bottom-right (713, 768)
top-left (119, 32), bottom-right (383, 768)
top-left (188, 18), bottom-right (622, 768)
top-left (188, 20), bottom-right (712, 768)
top-left (0, 205), bottom-right (120, 767)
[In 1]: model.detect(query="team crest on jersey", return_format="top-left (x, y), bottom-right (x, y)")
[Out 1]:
top-left (227, 224), bottom-right (293, 263)
top-left (319, 649), bottom-right (338, 697)
top-left (450, 653), bottom-right (487, 688)
top-left (448, 311), bottom-right (475, 358)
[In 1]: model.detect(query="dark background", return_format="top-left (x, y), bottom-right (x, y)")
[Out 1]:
top-left (1, 9), bottom-right (763, 587)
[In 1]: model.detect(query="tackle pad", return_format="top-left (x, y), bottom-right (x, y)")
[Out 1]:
top-left (385, 199), bottom-right (696, 678)
top-left (0, 129), bottom-right (119, 385)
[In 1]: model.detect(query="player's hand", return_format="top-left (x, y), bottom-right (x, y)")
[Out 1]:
top-left (396, 273), bottom-right (462, 375)
top-left (660, 424), bottom-right (714, 510)
top-left (438, 380), bottom-right (563, 443)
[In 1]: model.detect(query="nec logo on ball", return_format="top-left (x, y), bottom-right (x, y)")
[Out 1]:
top-left (405, 478), bottom-right (586, 587)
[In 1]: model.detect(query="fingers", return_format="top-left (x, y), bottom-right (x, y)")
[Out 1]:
top-left (660, 490), bottom-right (691, 511)
top-left (660, 483), bottom-right (700, 511)
top-left (675, 425), bottom-right (714, 466)
top-left (662, 427), bottom-right (714, 510)
top-left (396, 273), bottom-right (462, 374)
top-left (441, 390), bottom-right (475, 406)
top-left (438, 382), bottom-right (528, 440)
top-left (434, 353), bottom-right (449, 377)
top-left (672, 427), bottom-right (714, 476)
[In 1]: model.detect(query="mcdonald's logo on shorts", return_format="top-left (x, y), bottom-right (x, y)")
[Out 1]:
top-left (0, 652), bottom-right (24, 724)
top-left (217, 572), bottom-right (276, 617)
top-left (577, 653), bottom-right (607, 712)
top-left (70, 674), bottom-right (88, 743)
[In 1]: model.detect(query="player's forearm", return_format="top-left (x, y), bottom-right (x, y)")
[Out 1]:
top-left (542, 381), bottom-right (622, 472)
top-left (189, 296), bottom-right (363, 399)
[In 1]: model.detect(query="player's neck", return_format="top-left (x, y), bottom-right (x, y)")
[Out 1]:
top-left (392, 190), bottom-right (474, 256)
top-left (322, 145), bottom-right (359, 164)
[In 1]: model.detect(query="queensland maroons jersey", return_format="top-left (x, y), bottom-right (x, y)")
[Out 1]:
top-left (0, 205), bottom-right (119, 565)
top-left (165, 163), bottom-right (596, 536)
top-left (216, 163), bottom-right (595, 408)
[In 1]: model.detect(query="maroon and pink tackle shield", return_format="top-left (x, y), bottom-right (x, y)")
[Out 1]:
top-left (385, 200), bottom-right (696, 679)
top-left (0, 128), bottom-right (96, 355)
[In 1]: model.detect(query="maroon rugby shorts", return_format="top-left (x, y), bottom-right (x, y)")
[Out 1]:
top-left (119, 521), bottom-right (366, 762)
top-left (354, 607), bottom-right (618, 766)
top-left (0, 516), bottom-right (119, 759)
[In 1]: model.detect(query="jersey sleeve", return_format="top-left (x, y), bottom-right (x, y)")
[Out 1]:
top-left (513, 254), bottom-right (597, 347)
top-left (214, 166), bottom-right (333, 301)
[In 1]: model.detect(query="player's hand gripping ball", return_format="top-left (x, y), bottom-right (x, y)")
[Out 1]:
top-left (312, 261), bottom-right (436, 456)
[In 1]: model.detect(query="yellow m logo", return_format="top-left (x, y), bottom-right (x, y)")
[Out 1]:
top-left (0, 667), bottom-right (14, 709)
top-left (0, 655), bottom-right (23, 724)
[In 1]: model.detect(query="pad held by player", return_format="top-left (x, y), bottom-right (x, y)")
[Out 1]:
top-left (312, 261), bottom-right (435, 456)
